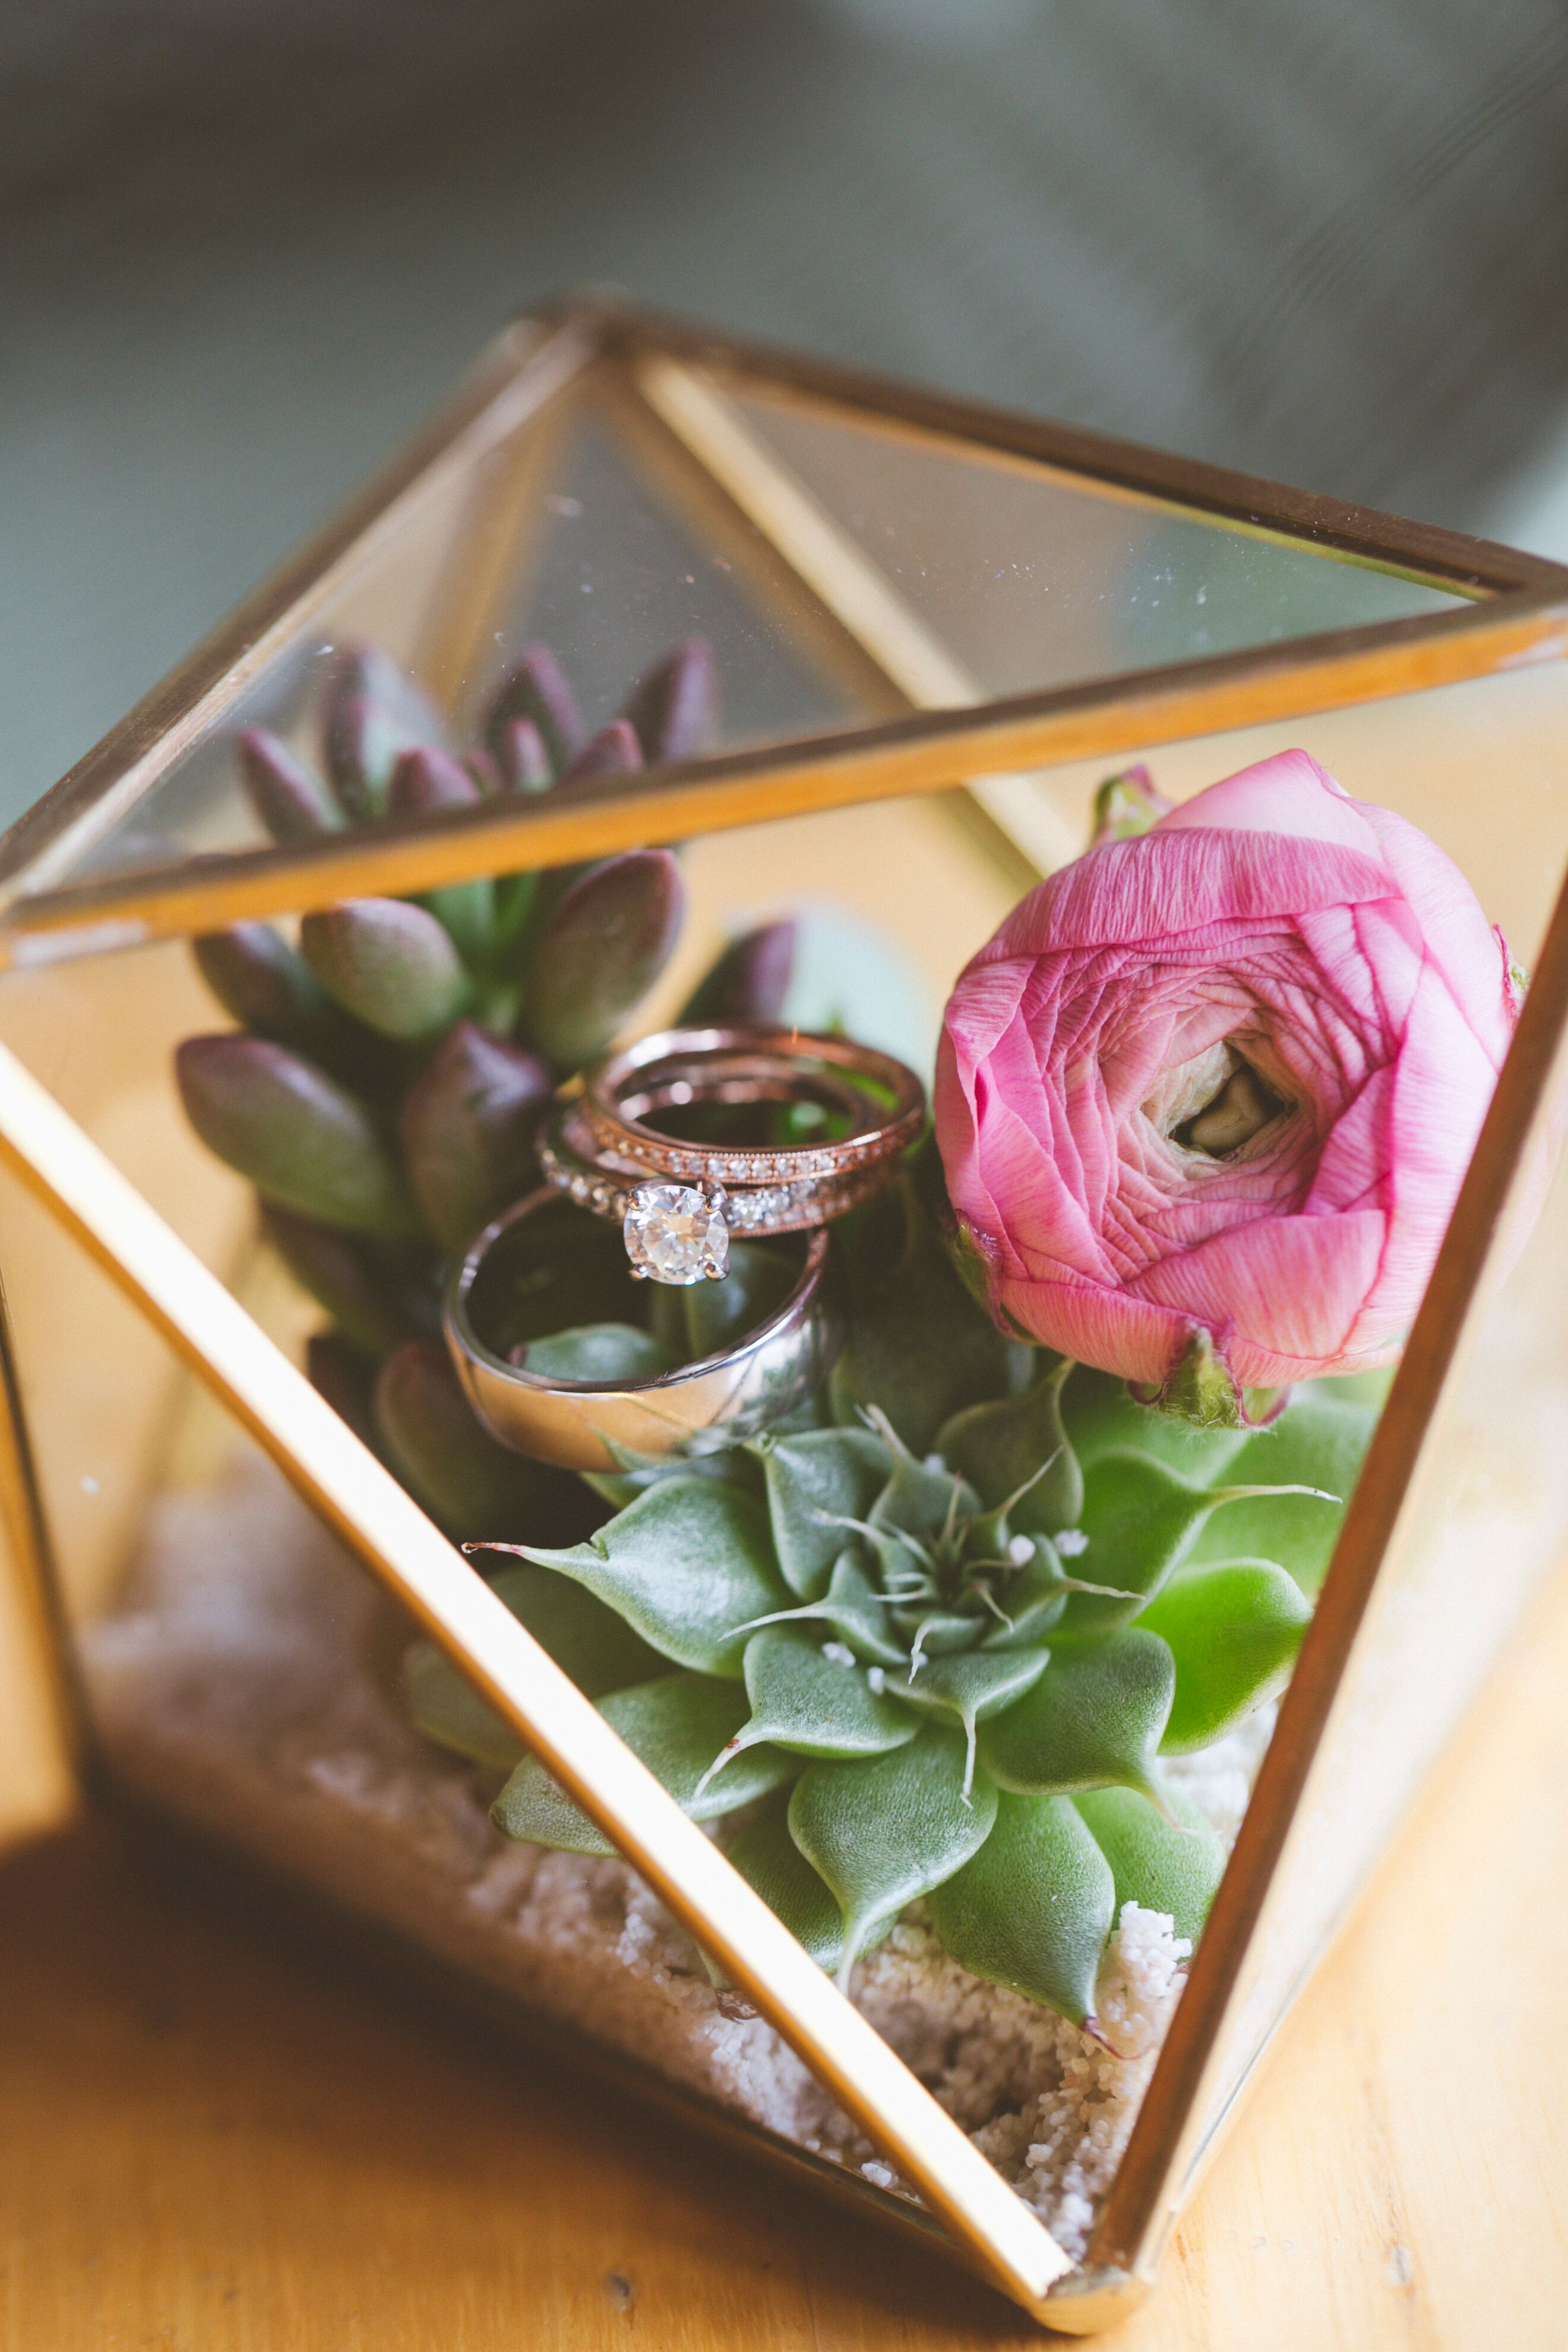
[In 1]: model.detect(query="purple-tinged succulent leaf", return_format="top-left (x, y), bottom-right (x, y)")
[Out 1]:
top-left (386, 750), bottom-right (497, 960)
top-left (494, 718), bottom-right (552, 794)
top-left (482, 645), bottom-right (585, 777)
top-left (238, 728), bottom-right (337, 844)
top-left (398, 1021), bottom-right (552, 1251)
top-left (560, 719), bottom-right (643, 783)
top-left (325, 696), bottom-right (438, 824)
top-left (299, 900), bottom-right (470, 1040)
top-left (679, 920), bottom-right (797, 1025)
top-left (374, 1340), bottom-right (571, 1540)
top-left (175, 1035), bottom-right (421, 1237)
top-left (261, 1205), bottom-right (433, 1357)
top-left (387, 744), bottom-right (482, 817)
top-left (194, 924), bottom-right (335, 1041)
top-left (621, 637), bottom-right (717, 766)
top-left (520, 849), bottom-right (685, 1070)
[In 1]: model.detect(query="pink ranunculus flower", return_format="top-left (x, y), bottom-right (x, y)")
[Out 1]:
top-left (935, 749), bottom-right (1519, 1390)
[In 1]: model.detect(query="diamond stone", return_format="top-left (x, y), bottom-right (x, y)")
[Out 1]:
top-left (623, 1183), bottom-right (730, 1286)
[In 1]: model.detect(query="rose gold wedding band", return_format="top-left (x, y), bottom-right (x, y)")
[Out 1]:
top-left (578, 1023), bottom-right (926, 1189)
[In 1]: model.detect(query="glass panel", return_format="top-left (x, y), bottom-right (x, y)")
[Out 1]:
top-left (9, 387), bottom-right (870, 903)
top-left (728, 385), bottom-right (1472, 701)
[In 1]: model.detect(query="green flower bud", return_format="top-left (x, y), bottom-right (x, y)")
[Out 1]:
top-left (620, 637), bottom-right (717, 764)
top-left (299, 900), bottom-right (470, 1040)
top-left (520, 849), bottom-right (684, 1071)
top-left (397, 1022), bottom-right (551, 1251)
top-left (175, 1035), bottom-right (421, 1237)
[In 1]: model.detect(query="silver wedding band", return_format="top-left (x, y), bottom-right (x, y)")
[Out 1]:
top-left (444, 1188), bottom-right (844, 1471)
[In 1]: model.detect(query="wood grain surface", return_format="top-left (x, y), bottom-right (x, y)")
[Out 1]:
top-left (2, 1561), bottom-right (1564, 2349)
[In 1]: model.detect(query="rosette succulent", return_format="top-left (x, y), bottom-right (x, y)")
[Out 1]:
top-left (409, 1170), bottom-right (1379, 2031)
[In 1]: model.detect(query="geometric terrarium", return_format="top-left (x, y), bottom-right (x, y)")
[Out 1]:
top-left (1, 300), bottom-right (1566, 2329)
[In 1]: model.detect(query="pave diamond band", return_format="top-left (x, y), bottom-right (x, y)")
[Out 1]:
top-left (537, 1022), bottom-right (925, 1282)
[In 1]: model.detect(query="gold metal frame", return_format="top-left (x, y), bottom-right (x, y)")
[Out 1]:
top-left (2, 299), bottom-right (1567, 2331)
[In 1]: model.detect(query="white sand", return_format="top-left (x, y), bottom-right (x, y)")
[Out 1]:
top-left (84, 1458), bottom-right (1272, 2263)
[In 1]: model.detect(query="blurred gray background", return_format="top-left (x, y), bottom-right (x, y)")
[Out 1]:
top-left (5, 0), bottom-right (1568, 829)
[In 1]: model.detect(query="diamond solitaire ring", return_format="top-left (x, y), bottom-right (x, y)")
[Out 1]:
top-left (538, 1023), bottom-right (925, 1284)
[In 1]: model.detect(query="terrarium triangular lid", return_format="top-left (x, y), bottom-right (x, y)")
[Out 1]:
top-left (1, 299), bottom-right (1563, 959)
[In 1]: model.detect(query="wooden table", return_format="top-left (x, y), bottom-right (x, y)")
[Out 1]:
top-left (4, 1563), bottom-right (1566, 2350)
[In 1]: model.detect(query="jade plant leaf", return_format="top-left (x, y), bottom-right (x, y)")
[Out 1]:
top-left (260, 1208), bottom-right (429, 1358)
top-left (492, 1671), bottom-right (795, 1854)
top-left (1140, 1560), bottom-right (1314, 1752)
top-left (194, 924), bottom-right (338, 1046)
top-left (724, 1798), bottom-right (850, 1971)
top-left (519, 1323), bottom-right (680, 1384)
top-left (1180, 1384), bottom-right (1374, 1595)
top-left (520, 851), bottom-right (685, 1071)
top-left (175, 1036), bottom-right (422, 1238)
top-left (753, 1425), bottom-right (892, 1599)
top-left (372, 1342), bottom-right (581, 1541)
top-left (1071, 1784), bottom-right (1225, 1946)
top-left (889, 1646), bottom-right (1051, 1797)
top-left (299, 900), bottom-right (471, 1041)
top-left (702, 1628), bottom-right (917, 1795)
top-left (396, 1022), bottom-right (549, 1251)
top-left (404, 1561), bottom-right (667, 1769)
top-left (935, 1358), bottom-right (1083, 1534)
top-left (482, 1478), bottom-right (791, 1677)
top-left (788, 1728), bottom-right (998, 1984)
top-left (927, 1791), bottom-right (1115, 2024)
top-left (977, 1628), bottom-right (1176, 1807)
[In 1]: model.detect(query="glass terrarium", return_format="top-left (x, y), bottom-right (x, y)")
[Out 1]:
top-left (1, 300), bottom-right (1566, 2331)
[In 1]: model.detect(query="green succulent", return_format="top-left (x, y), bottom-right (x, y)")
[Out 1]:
top-left (409, 1182), bottom-right (1379, 2028)
top-left (175, 677), bottom-right (1384, 2031)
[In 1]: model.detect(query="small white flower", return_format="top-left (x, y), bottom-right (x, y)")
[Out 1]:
top-left (1008, 1534), bottom-right (1034, 1565)
top-left (821, 1640), bottom-right (856, 1668)
top-left (1056, 1528), bottom-right (1089, 1557)
top-left (867, 1667), bottom-right (886, 1695)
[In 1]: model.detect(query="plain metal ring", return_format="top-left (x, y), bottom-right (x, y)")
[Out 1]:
top-left (443, 1188), bottom-right (845, 1472)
